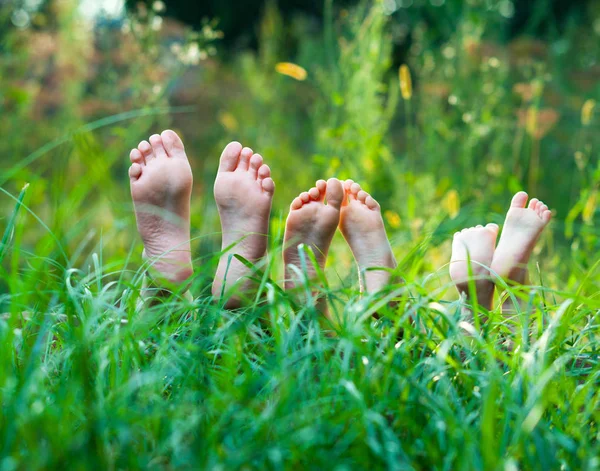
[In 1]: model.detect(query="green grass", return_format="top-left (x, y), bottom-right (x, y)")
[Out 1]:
top-left (1, 226), bottom-right (598, 468)
top-left (1, 0), bottom-right (600, 468)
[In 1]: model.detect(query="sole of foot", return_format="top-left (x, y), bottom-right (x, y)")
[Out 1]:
top-left (339, 179), bottom-right (397, 294)
top-left (283, 178), bottom-right (344, 290)
top-left (129, 130), bottom-right (193, 285)
top-left (212, 142), bottom-right (275, 308)
top-left (490, 191), bottom-right (552, 285)
top-left (449, 223), bottom-right (499, 309)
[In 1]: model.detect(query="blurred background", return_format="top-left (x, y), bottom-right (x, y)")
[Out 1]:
top-left (1, 0), bottom-right (599, 296)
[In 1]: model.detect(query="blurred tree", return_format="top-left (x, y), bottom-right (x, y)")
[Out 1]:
top-left (126, 0), bottom-right (591, 52)
top-left (126, 0), bottom-right (357, 50)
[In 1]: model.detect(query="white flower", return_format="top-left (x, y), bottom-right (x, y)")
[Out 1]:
top-left (121, 20), bottom-right (131, 34)
top-left (182, 43), bottom-right (202, 65)
top-left (132, 21), bottom-right (143, 35)
top-left (151, 16), bottom-right (163, 31)
top-left (152, 1), bottom-right (165, 13)
top-left (488, 57), bottom-right (500, 68)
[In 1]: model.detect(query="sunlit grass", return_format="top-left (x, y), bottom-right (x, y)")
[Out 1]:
top-left (1, 211), bottom-right (598, 467)
top-left (1, 0), bottom-right (600, 467)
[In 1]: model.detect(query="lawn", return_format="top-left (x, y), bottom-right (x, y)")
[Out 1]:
top-left (0, 0), bottom-right (599, 469)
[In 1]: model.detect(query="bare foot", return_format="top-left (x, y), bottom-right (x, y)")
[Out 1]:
top-left (129, 130), bottom-right (193, 284)
top-left (449, 224), bottom-right (499, 310)
top-left (490, 191), bottom-right (552, 285)
top-left (339, 180), bottom-right (397, 294)
top-left (212, 142), bottom-right (275, 308)
top-left (283, 178), bottom-right (344, 290)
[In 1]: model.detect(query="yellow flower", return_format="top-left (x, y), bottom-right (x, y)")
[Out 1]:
top-left (574, 151), bottom-right (585, 170)
top-left (517, 107), bottom-right (559, 140)
top-left (218, 112), bottom-right (238, 131)
top-left (581, 99), bottom-right (595, 126)
top-left (442, 189), bottom-right (460, 219)
top-left (582, 190), bottom-right (597, 224)
top-left (363, 157), bottom-right (375, 172)
top-left (275, 62), bottom-right (307, 81)
top-left (328, 157), bottom-right (341, 173)
top-left (384, 210), bottom-right (401, 229)
top-left (399, 64), bottom-right (412, 100)
top-left (513, 82), bottom-right (535, 102)
top-left (525, 107), bottom-right (537, 137)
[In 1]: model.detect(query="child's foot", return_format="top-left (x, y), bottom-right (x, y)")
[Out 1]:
top-left (449, 224), bottom-right (499, 309)
top-left (490, 191), bottom-right (552, 285)
top-left (283, 178), bottom-right (344, 289)
top-left (212, 142), bottom-right (275, 307)
top-left (129, 130), bottom-right (193, 284)
top-left (339, 180), bottom-right (397, 293)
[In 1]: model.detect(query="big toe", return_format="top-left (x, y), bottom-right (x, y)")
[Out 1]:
top-left (218, 141), bottom-right (243, 172)
top-left (161, 129), bottom-right (185, 157)
top-left (510, 191), bottom-right (529, 208)
top-left (325, 178), bottom-right (344, 210)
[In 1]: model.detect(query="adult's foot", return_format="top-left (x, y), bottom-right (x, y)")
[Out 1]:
top-left (129, 130), bottom-right (193, 285)
top-left (490, 191), bottom-right (552, 285)
top-left (212, 142), bottom-right (275, 308)
top-left (339, 180), bottom-right (397, 294)
top-left (283, 178), bottom-right (344, 290)
top-left (449, 224), bottom-right (499, 310)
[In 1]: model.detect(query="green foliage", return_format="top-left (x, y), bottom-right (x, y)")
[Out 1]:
top-left (0, 0), bottom-right (599, 468)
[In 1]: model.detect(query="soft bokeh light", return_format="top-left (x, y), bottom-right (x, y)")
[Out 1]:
top-left (79, 0), bottom-right (124, 19)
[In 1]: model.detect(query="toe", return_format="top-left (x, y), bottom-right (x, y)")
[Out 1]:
top-left (138, 140), bottom-right (153, 160)
top-left (485, 223), bottom-right (499, 243)
top-left (129, 163), bottom-right (142, 181)
top-left (130, 148), bottom-right (144, 165)
top-left (261, 177), bottom-right (275, 195)
top-left (325, 178), bottom-right (344, 210)
top-left (237, 147), bottom-right (253, 171)
top-left (542, 210), bottom-right (552, 224)
top-left (365, 195), bottom-right (380, 210)
top-left (160, 129), bottom-right (185, 157)
top-left (357, 190), bottom-right (368, 203)
top-left (348, 184), bottom-right (360, 201)
top-left (258, 164), bottom-right (271, 180)
top-left (340, 180), bottom-right (351, 206)
top-left (300, 192), bottom-right (310, 203)
top-left (308, 187), bottom-right (320, 200)
top-left (511, 191), bottom-right (529, 208)
top-left (476, 224), bottom-right (483, 228)
top-left (291, 197), bottom-right (303, 210)
top-left (219, 141), bottom-right (243, 172)
top-left (316, 180), bottom-right (327, 201)
top-left (248, 153), bottom-right (263, 179)
top-left (528, 198), bottom-right (539, 210)
top-left (149, 134), bottom-right (167, 159)
top-left (539, 203), bottom-right (548, 216)
top-left (485, 223), bottom-right (499, 235)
